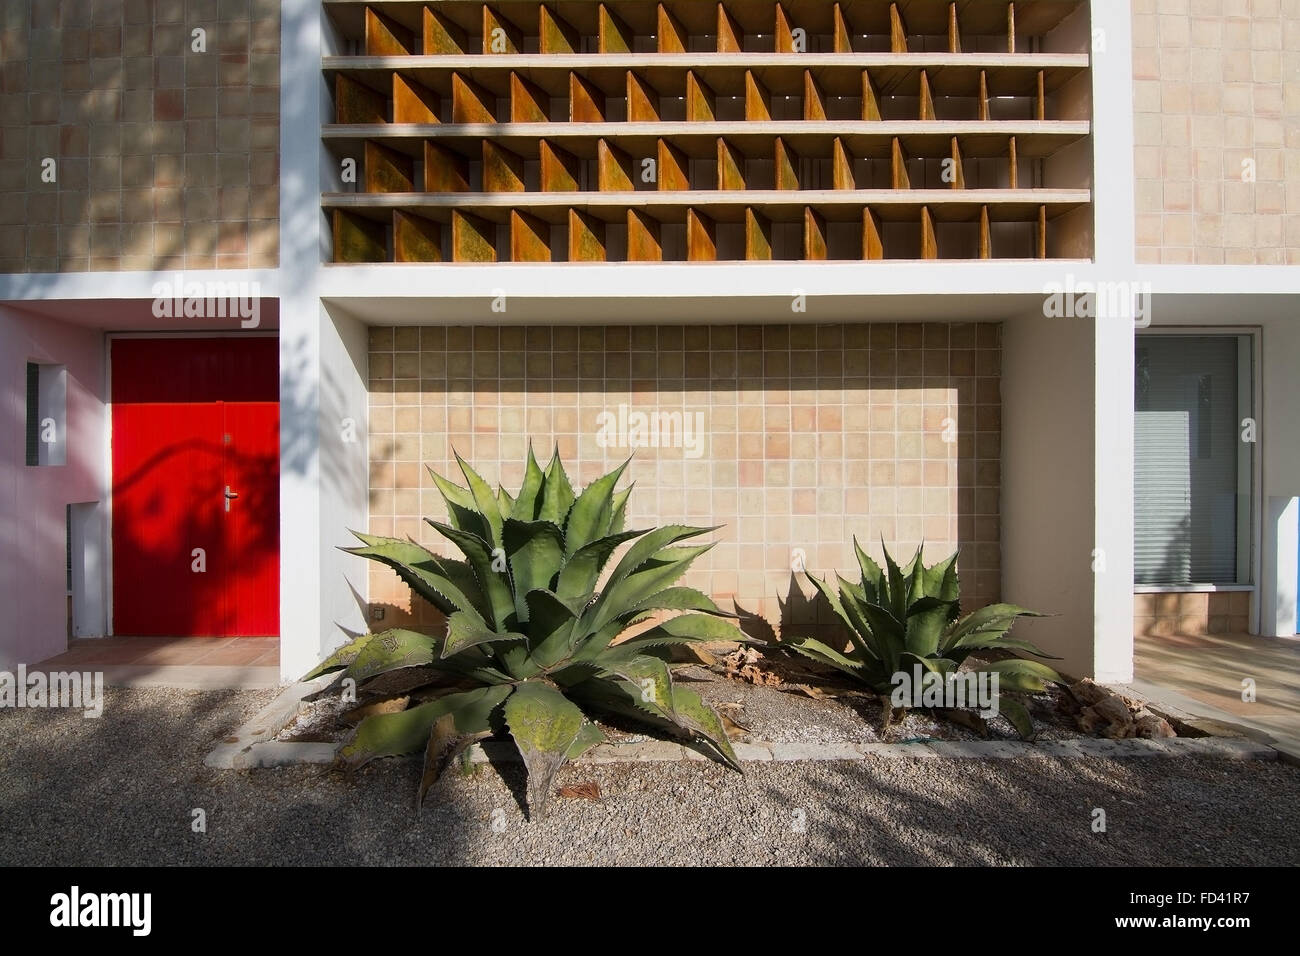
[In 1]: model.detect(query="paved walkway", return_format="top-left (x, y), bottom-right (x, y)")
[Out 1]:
top-left (35, 636), bottom-right (280, 689)
top-left (1130, 630), bottom-right (1300, 760)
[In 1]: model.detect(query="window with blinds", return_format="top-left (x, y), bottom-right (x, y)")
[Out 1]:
top-left (25, 362), bottom-right (40, 467)
top-left (1134, 334), bottom-right (1253, 586)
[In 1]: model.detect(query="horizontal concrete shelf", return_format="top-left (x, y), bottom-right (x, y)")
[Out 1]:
top-left (323, 0), bottom-right (1085, 46)
top-left (324, 53), bottom-right (1090, 98)
top-left (324, 188), bottom-right (1091, 223)
top-left (323, 121), bottom-right (1089, 158)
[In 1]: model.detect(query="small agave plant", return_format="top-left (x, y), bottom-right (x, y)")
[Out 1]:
top-left (305, 448), bottom-right (744, 816)
top-left (779, 539), bottom-right (1062, 738)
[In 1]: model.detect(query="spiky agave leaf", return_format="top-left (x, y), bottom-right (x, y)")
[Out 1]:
top-left (344, 628), bottom-right (437, 683)
top-left (595, 653), bottom-right (677, 720)
top-left (538, 448), bottom-right (575, 525)
top-left (341, 533), bottom-right (468, 617)
top-left (852, 537), bottom-right (885, 604)
top-left (670, 684), bottom-right (741, 770)
top-left (312, 452), bottom-right (751, 807)
top-left (940, 604), bottom-right (1049, 656)
top-left (786, 540), bottom-right (1059, 736)
top-left (592, 525), bottom-right (716, 604)
top-left (996, 697), bottom-right (1036, 741)
top-left (566, 721), bottom-right (606, 759)
top-left (564, 457), bottom-right (631, 555)
top-left (443, 610), bottom-right (526, 658)
top-left (555, 529), bottom-right (648, 602)
top-left (504, 681), bottom-right (587, 817)
top-left (426, 520), bottom-right (517, 630)
top-left (630, 586), bottom-right (734, 617)
top-left (585, 542), bottom-right (716, 636)
top-left (340, 684), bottom-right (512, 769)
top-left (802, 570), bottom-right (874, 662)
top-left (608, 611), bottom-right (746, 656)
top-left (903, 551), bottom-right (960, 657)
top-left (416, 684), bottom-right (513, 807)
top-left (502, 518), bottom-right (566, 618)
top-left (980, 657), bottom-right (1062, 693)
top-left (564, 675), bottom-right (737, 771)
top-left (778, 636), bottom-right (869, 679)
top-left (608, 484), bottom-right (633, 535)
top-left (525, 588), bottom-right (589, 669)
top-left (303, 633), bottom-right (376, 681)
top-left (426, 467), bottom-right (490, 540)
top-left (511, 445), bottom-right (546, 522)
top-left (454, 451), bottom-right (505, 548)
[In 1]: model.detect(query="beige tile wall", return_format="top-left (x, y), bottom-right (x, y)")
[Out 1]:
top-left (0, 0), bottom-right (279, 272)
top-left (366, 323), bottom-right (1003, 640)
top-left (1133, 0), bottom-right (1300, 264)
top-left (1134, 591), bottom-right (1250, 635)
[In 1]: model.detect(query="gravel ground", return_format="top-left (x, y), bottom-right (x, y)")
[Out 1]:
top-left (2, 686), bottom-right (1296, 866)
top-left (278, 664), bottom-right (1094, 745)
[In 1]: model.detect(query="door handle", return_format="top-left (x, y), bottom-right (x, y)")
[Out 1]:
top-left (224, 486), bottom-right (239, 513)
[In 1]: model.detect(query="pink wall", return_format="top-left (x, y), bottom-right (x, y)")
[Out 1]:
top-left (0, 305), bottom-right (107, 668)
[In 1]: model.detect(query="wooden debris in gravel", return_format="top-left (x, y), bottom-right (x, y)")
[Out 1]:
top-left (720, 646), bottom-right (784, 686)
top-left (341, 696), bottom-right (410, 726)
top-left (1059, 679), bottom-right (1176, 739)
top-left (557, 782), bottom-right (601, 801)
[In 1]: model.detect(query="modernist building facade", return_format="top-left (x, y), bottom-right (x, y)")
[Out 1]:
top-left (1, 0), bottom-right (1297, 684)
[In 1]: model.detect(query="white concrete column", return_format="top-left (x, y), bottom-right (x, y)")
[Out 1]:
top-left (278, 0), bottom-right (326, 680)
top-left (1001, 306), bottom-right (1134, 682)
top-left (1093, 314), bottom-right (1135, 682)
top-left (278, 2), bottom-right (371, 680)
top-left (1089, 0), bottom-right (1136, 681)
top-left (1261, 497), bottom-right (1298, 637)
top-left (1090, 0), bottom-right (1136, 276)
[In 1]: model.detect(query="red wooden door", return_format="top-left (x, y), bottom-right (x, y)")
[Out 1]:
top-left (111, 338), bottom-right (279, 636)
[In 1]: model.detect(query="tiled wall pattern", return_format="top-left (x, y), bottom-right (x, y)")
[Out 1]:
top-left (1134, 591), bottom-right (1250, 635)
top-left (366, 324), bottom-right (1003, 640)
top-left (1132, 0), bottom-right (1300, 264)
top-left (0, 0), bottom-right (279, 272)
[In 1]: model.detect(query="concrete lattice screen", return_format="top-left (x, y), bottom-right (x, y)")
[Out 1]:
top-left (323, 0), bottom-right (1094, 263)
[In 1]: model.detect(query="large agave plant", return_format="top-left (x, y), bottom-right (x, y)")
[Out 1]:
top-left (305, 448), bottom-right (744, 816)
top-left (780, 539), bottom-right (1062, 738)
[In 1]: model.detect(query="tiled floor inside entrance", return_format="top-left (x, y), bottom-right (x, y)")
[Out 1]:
top-left (1133, 630), bottom-right (1300, 757)
top-left (35, 636), bottom-right (280, 689)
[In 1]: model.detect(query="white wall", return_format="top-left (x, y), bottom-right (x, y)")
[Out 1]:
top-left (1001, 308), bottom-right (1134, 681)
top-left (1149, 298), bottom-right (1300, 636)
top-left (1260, 316), bottom-right (1300, 635)
top-left (277, 0), bottom-right (376, 681)
top-left (318, 305), bottom-right (370, 662)
top-left (0, 305), bottom-right (107, 669)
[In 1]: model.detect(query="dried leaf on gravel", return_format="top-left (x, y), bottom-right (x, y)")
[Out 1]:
top-left (934, 708), bottom-right (990, 737)
top-left (720, 714), bottom-right (750, 740)
top-left (340, 696), bottom-right (410, 726)
top-left (557, 782), bottom-right (601, 801)
top-left (720, 647), bottom-right (784, 686)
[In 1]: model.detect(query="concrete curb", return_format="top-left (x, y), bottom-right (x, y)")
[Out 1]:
top-left (1116, 679), bottom-right (1300, 766)
top-left (204, 675), bottom-right (335, 769)
top-left (103, 664), bottom-right (282, 690)
top-left (205, 681), bottom-right (1282, 770)
top-left (208, 730), bottom-right (1279, 770)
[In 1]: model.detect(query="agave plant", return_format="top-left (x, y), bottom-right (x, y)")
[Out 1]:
top-left (305, 448), bottom-right (744, 816)
top-left (779, 539), bottom-right (1062, 738)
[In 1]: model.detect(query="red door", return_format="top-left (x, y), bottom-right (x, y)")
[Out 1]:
top-left (111, 337), bottom-right (279, 636)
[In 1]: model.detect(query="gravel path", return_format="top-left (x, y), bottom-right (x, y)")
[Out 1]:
top-left (2, 687), bottom-right (1296, 866)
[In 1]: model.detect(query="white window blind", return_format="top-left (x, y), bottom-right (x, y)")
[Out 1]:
top-left (1134, 335), bottom-right (1252, 585)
